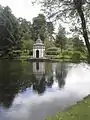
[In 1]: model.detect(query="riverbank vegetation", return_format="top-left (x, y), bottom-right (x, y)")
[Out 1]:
top-left (47, 96), bottom-right (90, 120)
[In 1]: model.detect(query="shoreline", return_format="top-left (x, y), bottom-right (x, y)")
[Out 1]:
top-left (46, 95), bottom-right (90, 120)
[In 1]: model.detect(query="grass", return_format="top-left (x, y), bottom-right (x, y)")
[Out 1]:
top-left (47, 96), bottom-right (90, 120)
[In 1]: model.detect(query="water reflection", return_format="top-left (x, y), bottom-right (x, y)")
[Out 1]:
top-left (0, 61), bottom-right (67, 108)
top-left (33, 62), bottom-right (45, 80)
top-left (0, 60), bottom-right (22, 108)
top-left (33, 74), bottom-right (46, 94)
top-left (32, 62), bottom-right (66, 94)
top-left (36, 62), bottom-right (39, 70)
top-left (56, 63), bottom-right (66, 88)
top-left (0, 62), bottom-right (90, 120)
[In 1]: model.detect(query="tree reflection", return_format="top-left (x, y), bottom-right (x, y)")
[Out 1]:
top-left (32, 74), bottom-right (46, 94)
top-left (46, 75), bottom-right (54, 88)
top-left (0, 60), bottom-right (22, 108)
top-left (56, 63), bottom-right (67, 88)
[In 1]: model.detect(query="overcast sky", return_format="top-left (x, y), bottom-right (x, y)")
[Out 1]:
top-left (0, 0), bottom-right (41, 22)
top-left (0, 0), bottom-right (72, 34)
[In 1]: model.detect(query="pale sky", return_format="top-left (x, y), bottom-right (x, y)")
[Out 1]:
top-left (0, 0), bottom-right (41, 22)
top-left (0, 0), bottom-right (72, 35)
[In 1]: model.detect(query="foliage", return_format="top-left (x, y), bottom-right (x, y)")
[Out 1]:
top-left (56, 50), bottom-right (73, 59)
top-left (55, 25), bottom-right (67, 52)
top-left (73, 36), bottom-right (85, 53)
top-left (32, 14), bottom-right (54, 41)
top-left (32, 14), bottom-right (47, 41)
top-left (46, 51), bottom-right (57, 55)
top-left (55, 50), bottom-right (87, 61)
top-left (62, 50), bottom-right (73, 57)
top-left (20, 39), bottom-right (34, 57)
top-left (46, 22), bottom-right (54, 40)
top-left (66, 38), bottom-right (73, 51)
top-left (46, 47), bottom-right (58, 51)
top-left (72, 51), bottom-right (81, 62)
top-left (0, 5), bottom-right (21, 56)
top-left (44, 39), bottom-right (55, 50)
top-left (46, 47), bottom-right (59, 55)
top-left (46, 47), bottom-right (58, 55)
top-left (21, 39), bottom-right (34, 51)
top-left (18, 17), bottom-right (32, 41)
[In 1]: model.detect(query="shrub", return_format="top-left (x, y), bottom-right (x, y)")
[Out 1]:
top-left (8, 50), bottom-right (21, 58)
top-left (46, 51), bottom-right (58, 55)
top-left (58, 50), bottom-right (72, 59)
top-left (46, 47), bottom-right (58, 51)
top-left (62, 51), bottom-right (68, 57)
top-left (62, 50), bottom-right (72, 56)
top-left (72, 51), bottom-right (81, 62)
top-left (46, 47), bottom-right (59, 55)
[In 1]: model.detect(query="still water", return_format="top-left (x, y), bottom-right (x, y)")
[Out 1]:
top-left (0, 60), bottom-right (90, 120)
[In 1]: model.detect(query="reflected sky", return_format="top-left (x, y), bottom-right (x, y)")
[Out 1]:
top-left (0, 62), bottom-right (90, 120)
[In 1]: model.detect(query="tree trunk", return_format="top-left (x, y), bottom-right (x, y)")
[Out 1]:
top-left (76, 7), bottom-right (90, 62)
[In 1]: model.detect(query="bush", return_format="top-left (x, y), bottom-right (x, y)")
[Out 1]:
top-left (62, 50), bottom-right (72, 56)
top-left (46, 47), bottom-right (59, 55)
top-left (8, 50), bottom-right (21, 59)
top-left (46, 47), bottom-right (58, 51)
top-left (72, 51), bottom-right (81, 62)
top-left (46, 51), bottom-right (58, 55)
top-left (57, 50), bottom-right (73, 59)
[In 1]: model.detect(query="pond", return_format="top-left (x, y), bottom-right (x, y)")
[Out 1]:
top-left (0, 60), bottom-right (90, 120)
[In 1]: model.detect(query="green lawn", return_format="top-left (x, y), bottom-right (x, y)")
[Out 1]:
top-left (47, 96), bottom-right (90, 120)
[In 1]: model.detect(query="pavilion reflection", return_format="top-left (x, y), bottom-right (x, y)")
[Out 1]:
top-left (32, 62), bottom-right (67, 93)
top-left (32, 62), bottom-right (46, 94)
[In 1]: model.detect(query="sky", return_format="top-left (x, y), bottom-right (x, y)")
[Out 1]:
top-left (0, 0), bottom-right (71, 34)
top-left (0, 0), bottom-right (41, 22)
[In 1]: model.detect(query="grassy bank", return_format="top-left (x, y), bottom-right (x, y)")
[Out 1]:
top-left (47, 96), bottom-right (90, 120)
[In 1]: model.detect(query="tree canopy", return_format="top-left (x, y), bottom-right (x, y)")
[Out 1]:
top-left (0, 6), bottom-right (21, 52)
top-left (55, 25), bottom-right (67, 52)
top-left (32, 14), bottom-right (54, 41)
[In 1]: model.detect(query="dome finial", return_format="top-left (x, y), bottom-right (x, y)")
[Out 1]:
top-left (35, 34), bottom-right (42, 44)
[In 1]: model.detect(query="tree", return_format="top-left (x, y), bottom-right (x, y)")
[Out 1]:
top-left (55, 25), bottom-right (67, 52)
top-left (0, 5), bottom-right (21, 56)
top-left (32, 14), bottom-right (47, 41)
top-left (18, 17), bottom-right (32, 41)
top-left (21, 39), bottom-right (34, 51)
top-left (46, 21), bottom-right (54, 41)
top-left (65, 38), bottom-right (73, 51)
top-left (34, 0), bottom-right (90, 60)
top-left (73, 36), bottom-right (85, 53)
top-left (44, 38), bottom-right (55, 50)
top-left (32, 14), bottom-right (54, 41)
